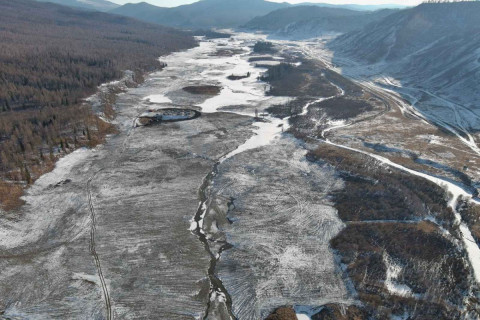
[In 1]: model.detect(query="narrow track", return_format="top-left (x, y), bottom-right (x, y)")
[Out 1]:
top-left (87, 173), bottom-right (113, 320)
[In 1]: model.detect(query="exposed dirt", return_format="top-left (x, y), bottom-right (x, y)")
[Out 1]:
top-left (227, 73), bottom-right (250, 80)
top-left (137, 108), bottom-right (201, 126)
top-left (211, 48), bottom-right (247, 57)
top-left (183, 85), bottom-right (222, 95)
top-left (265, 307), bottom-right (298, 320)
top-left (312, 304), bottom-right (368, 320)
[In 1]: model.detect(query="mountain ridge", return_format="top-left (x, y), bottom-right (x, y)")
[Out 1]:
top-left (243, 5), bottom-right (398, 39)
top-left (35, 0), bottom-right (119, 11)
top-left (110, 0), bottom-right (290, 29)
top-left (330, 1), bottom-right (480, 109)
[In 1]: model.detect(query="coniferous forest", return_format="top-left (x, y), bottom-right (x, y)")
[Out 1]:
top-left (0, 0), bottom-right (196, 210)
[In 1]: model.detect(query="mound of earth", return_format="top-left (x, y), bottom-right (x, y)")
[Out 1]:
top-left (183, 85), bottom-right (222, 95)
top-left (265, 307), bottom-right (298, 320)
top-left (137, 108), bottom-right (200, 126)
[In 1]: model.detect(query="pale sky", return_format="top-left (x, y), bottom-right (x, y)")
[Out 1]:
top-left (109, 0), bottom-right (422, 7)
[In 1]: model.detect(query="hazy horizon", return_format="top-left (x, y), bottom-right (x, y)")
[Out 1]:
top-left (109, 0), bottom-right (421, 8)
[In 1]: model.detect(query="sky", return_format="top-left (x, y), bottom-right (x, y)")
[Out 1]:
top-left (109, 0), bottom-right (423, 7)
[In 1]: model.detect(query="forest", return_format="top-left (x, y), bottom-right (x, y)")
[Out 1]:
top-left (0, 0), bottom-right (196, 210)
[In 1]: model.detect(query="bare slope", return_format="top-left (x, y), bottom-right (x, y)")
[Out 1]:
top-left (330, 2), bottom-right (480, 108)
top-left (244, 6), bottom-right (396, 38)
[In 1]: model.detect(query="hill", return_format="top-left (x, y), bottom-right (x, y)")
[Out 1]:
top-left (244, 6), bottom-right (397, 39)
top-left (35, 0), bottom-right (119, 11)
top-left (330, 1), bottom-right (480, 108)
top-left (110, 0), bottom-right (290, 29)
top-left (297, 2), bottom-right (410, 11)
top-left (0, 0), bottom-right (196, 207)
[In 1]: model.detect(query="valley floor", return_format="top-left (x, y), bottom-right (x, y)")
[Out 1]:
top-left (0, 33), bottom-right (479, 319)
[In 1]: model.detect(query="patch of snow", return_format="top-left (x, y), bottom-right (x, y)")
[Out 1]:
top-left (0, 147), bottom-right (93, 250)
top-left (296, 314), bottom-right (311, 320)
top-left (220, 117), bottom-right (288, 162)
top-left (254, 60), bottom-right (282, 66)
top-left (383, 253), bottom-right (412, 297)
top-left (143, 94), bottom-right (172, 104)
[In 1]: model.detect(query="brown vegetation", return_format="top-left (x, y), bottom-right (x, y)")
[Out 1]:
top-left (0, 0), bottom-right (196, 211)
top-left (253, 41), bottom-right (276, 53)
top-left (307, 144), bottom-right (455, 226)
top-left (322, 68), bottom-right (363, 97)
top-left (266, 98), bottom-right (312, 119)
top-left (312, 97), bottom-right (373, 120)
top-left (265, 307), bottom-right (298, 320)
top-left (211, 49), bottom-right (246, 57)
top-left (306, 143), bottom-right (473, 319)
top-left (0, 181), bottom-right (26, 211)
top-left (331, 223), bottom-right (469, 319)
top-left (312, 304), bottom-right (368, 320)
top-left (0, 0), bottom-right (195, 113)
top-left (458, 200), bottom-right (480, 246)
top-left (261, 61), bottom-right (339, 97)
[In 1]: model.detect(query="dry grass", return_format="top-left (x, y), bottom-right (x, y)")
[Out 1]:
top-left (265, 307), bottom-right (297, 320)
top-left (0, 181), bottom-right (25, 212)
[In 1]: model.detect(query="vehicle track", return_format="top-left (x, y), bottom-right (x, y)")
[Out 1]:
top-left (87, 172), bottom-right (112, 320)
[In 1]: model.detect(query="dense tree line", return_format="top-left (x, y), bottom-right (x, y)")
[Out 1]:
top-left (0, 0), bottom-right (196, 209)
top-left (253, 41), bottom-right (275, 53)
top-left (0, 0), bottom-right (195, 112)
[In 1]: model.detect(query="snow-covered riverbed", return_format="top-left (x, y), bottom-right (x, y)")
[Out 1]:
top-left (2, 31), bottom-right (479, 320)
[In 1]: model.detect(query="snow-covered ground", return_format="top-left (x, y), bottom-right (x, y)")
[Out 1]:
top-left (2, 30), bottom-right (479, 320)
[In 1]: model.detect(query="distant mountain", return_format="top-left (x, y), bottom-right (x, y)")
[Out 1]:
top-left (297, 2), bottom-right (410, 11)
top-left (139, 0), bottom-right (198, 7)
top-left (110, 0), bottom-right (290, 29)
top-left (330, 1), bottom-right (480, 107)
top-left (243, 6), bottom-right (397, 39)
top-left (35, 0), bottom-right (119, 11)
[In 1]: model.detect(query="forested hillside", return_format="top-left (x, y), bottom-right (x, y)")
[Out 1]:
top-left (35, 0), bottom-right (119, 12)
top-left (0, 0), bottom-right (196, 210)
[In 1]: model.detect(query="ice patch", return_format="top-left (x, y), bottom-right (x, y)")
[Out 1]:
top-left (220, 117), bottom-right (288, 162)
top-left (144, 94), bottom-right (172, 104)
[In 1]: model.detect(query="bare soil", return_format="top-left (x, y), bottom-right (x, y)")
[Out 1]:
top-left (183, 85), bottom-right (222, 95)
